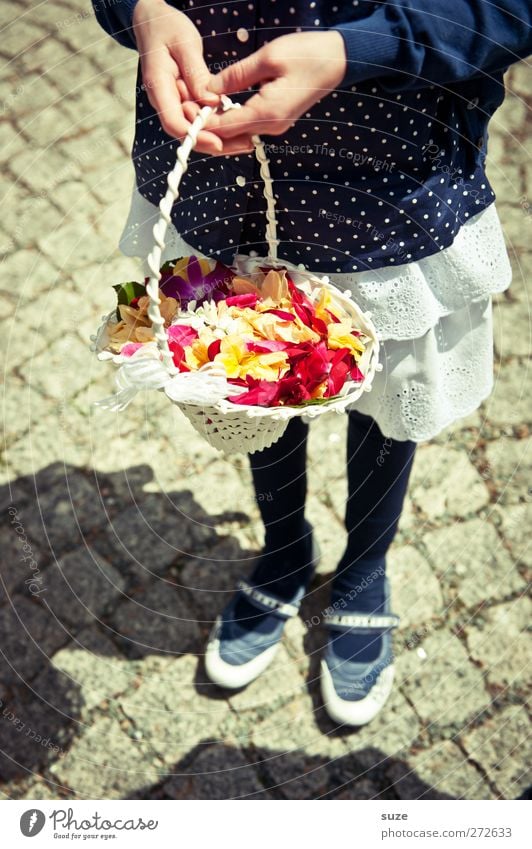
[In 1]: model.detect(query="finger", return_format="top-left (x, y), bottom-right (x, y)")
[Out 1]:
top-left (206, 92), bottom-right (293, 139)
top-left (215, 135), bottom-right (255, 155)
top-left (175, 41), bottom-right (220, 105)
top-left (207, 48), bottom-right (271, 96)
top-left (142, 53), bottom-right (191, 139)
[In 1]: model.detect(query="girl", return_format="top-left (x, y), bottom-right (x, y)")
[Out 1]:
top-left (93, 0), bottom-right (531, 725)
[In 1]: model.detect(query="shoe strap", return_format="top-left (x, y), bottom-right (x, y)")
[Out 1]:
top-left (323, 612), bottom-right (400, 631)
top-left (236, 579), bottom-right (301, 619)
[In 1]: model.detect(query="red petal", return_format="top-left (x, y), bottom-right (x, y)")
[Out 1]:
top-left (263, 308), bottom-right (296, 321)
top-left (228, 380), bottom-right (280, 407)
top-left (207, 338), bottom-right (222, 359)
top-left (225, 293), bottom-right (259, 308)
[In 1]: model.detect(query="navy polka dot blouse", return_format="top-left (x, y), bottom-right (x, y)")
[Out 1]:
top-left (93, 0), bottom-right (532, 274)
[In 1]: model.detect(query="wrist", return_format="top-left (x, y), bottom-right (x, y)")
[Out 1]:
top-left (319, 30), bottom-right (348, 89)
top-left (132, 0), bottom-right (168, 28)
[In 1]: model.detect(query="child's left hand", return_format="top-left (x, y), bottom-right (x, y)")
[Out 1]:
top-left (192, 31), bottom-right (347, 141)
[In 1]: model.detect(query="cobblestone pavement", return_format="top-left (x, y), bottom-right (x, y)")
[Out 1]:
top-left (1, 0), bottom-right (530, 801)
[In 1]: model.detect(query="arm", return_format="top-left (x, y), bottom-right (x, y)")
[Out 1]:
top-left (332, 0), bottom-right (532, 90)
top-left (91, 0), bottom-right (139, 50)
top-left (92, 0), bottom-right (255, 154)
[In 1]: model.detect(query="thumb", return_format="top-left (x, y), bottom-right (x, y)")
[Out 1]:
top-left (177, 44), bottom-right (219, 105)
top-left (207, 49), bottom-right (269, 96)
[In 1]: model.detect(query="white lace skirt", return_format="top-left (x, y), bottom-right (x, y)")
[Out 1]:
top-left (118, 186), bottom-right (512, 442)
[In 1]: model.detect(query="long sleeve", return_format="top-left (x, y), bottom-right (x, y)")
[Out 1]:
top-left (333, 0), bottom-right (532, 90)
top-left (92, 0), bottom-right (140, 50)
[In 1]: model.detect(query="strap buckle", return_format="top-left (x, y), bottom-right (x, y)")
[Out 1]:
top-left (237, 579), bottom-right (300, 619)
top-left (323, 612), bottom-right (400, 630)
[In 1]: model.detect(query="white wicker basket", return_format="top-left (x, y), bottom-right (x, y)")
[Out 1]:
top-left (92, 96), bottom-right (382, 455)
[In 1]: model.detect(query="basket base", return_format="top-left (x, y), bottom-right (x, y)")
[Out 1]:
top-left (178, 404), bottom-right (289, 455)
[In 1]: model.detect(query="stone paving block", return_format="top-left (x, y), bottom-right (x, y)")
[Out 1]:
top-left (388, 546), bottom-right (445, 630)
top-left (396, 632), bottom-right (490, 735)
top-left (62, 85), bottom-right (128, 135)
top-left (466, 596), bottom-right (531, 692)
top-left (55, 127), bottom-right (125, 172)
top-left (1, 375), bottom-right (35, 446)
top-left (0, 20), bottom-right (46, 58)
top-left (340, 688), bottom-right (422, 761)
top-left (497, 205), bottom-right (530, 253)
top-left (461, 706), bottom-right (531, 799)
top-left (21, 29), bottom-right (75, 74)
top-left (0, 664), bottom-right (83, 783)
top-left (306, 496), bottom-right (346, 575)
top-left (2, 408), bottom-right (97, 482)
top-left (17, 104), bottom-right (76, 147)
top-left (9, 146), bottom-right (81, 195)
top-left (119, 654), bottom-right (225, 764)
top-left (163, 744), bottom-right (269, 799)
top-left (49, 715), bottom-right (161, 799)
top-left (485, 436), bottom-right (531, 504)
top-left (0, 317), bottom-right (49, 372)
top-left (180, 536), bottom-right (257, 623)
top-left (50, 625), bottom-right (133, 714)
top-left (493, 300), bottom-right (531, 359)
top-left (9, 777), bottom-right (65, 800)
top-left (484, 361), bottom-right (531, 428)
top-left (227, 645), bottom-right (306, 719)
top-left (39, 547), bottom-right (126, 629)
top-left (38, 220), bottom-right (114, 270)
top-left (388, 741), bottom-right (493, 800)
top-left (182, 457), bottom-right (258, 524)
top-left (0, 509), bottom-right (45, 598)
top-left (111, 581), bottom-right (201, 658)
top-left (485, 145), bottom-right (524, 204)
top-left (307, 414), bottom-right (348, 520)
top-left (409, 445), bottom-right (490, 521)
top-left (14, 470), bottom-right (111, 557)
top-left (493, 502), bottom-right (532, 569)
top-left (69, 257), bottom-right (143, 298)
top-left (18, 333), bottom-right (96, 401)
top-left (0, 122), bottom-right (24, 166)
top-left (0, 594), bottom-right (70, 686)
top-left (0, 249), bottom-right (60, 301)
top-left (14, 287), bottom-right (91, 340)
top-left (53, 181), bottom-right (103, 220)
top-left (92, 490), bottom-right (216, 577)
top-left (251, 695), bottom-right (347, 798)
top-left (43, 53), bottom-right (99, 97)
top-left (422, 518), bottom-right (523, 609)
top-left (11, 74), bottom-right (60, 121)
top-left (5, 197), bottom-right (64, 253)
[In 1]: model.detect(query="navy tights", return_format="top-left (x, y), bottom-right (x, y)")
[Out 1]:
top-left (242, 410), bottom-right (417, 657)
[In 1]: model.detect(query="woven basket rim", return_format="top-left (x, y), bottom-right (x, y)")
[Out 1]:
top-left (92, 255), bottom-right (381, 420)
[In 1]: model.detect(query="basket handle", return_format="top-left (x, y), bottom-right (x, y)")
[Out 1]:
top-left (146, 95), bottom-right (279, 374)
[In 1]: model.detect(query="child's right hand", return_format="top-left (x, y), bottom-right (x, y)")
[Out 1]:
top-left (132, 0), bottom-right (254, 155)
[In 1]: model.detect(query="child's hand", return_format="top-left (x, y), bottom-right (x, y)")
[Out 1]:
top-left (132, 0), bottom-right (255, 155)
top-left (202, 31), bottom-right (347, 140)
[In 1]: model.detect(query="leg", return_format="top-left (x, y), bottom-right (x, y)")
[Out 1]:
top-left (248, 416), bottom-right (313, 599)
top-left (204, 417), bottom-right (316, 687)
top-left (332, 408), bottom-right (417, 660)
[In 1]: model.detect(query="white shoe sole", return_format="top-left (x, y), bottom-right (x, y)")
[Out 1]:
top-left (320, 659), bottom-right (395, 726)
top-left (204, 617), bottom-right (280, 689)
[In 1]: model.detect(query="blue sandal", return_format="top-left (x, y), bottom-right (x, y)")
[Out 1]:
top-left (320, 581), bottom-right (399, 726)
top-left (205, 532), bottom-right (320, 689)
